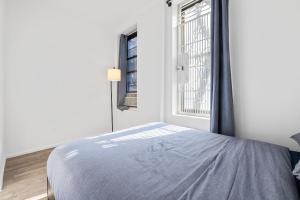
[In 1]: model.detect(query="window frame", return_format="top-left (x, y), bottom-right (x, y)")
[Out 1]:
top-left (126, 32), bottom-right (138, 94)
top-left (175, 0), bottom-right (211, 118)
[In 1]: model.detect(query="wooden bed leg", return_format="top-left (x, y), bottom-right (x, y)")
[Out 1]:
top-left (47, 178), bottom-right (55, 200)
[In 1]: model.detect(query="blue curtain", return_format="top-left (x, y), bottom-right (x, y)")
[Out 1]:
top-left (210, 0), bottom-right (235, 136)
top-left (117, 35), bottom-right (129, 111)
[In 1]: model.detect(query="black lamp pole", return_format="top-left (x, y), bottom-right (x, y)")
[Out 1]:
top-left (110, 81), bottom-right (114, 132)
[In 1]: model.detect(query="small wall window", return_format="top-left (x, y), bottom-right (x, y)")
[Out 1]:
top-left (122, 31), bottom-right (137, 108)
top-left (126, 32), bottom-right (137, 93)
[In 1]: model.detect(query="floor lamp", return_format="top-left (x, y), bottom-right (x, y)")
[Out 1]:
top-left (107, 68), bottom-right (121, 132)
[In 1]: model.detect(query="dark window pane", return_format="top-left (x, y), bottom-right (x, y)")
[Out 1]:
top-left (128, 47), bottom-right (137, 58)
top-left (127, 72), bottom-right (137, 92)
top-left (126, 32), bottom-right (137, 94)
top-left (128, 37), bottom-right (137, 50)
top-left (127, 58), bottom-right (137, 72)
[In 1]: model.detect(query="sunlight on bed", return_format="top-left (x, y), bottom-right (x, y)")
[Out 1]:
top-left (93, 125), bottom-right (191, 149)
top-left (64, 149), bottom-right (79, 160)
top-left (102, 144), bottom-right (118, 148)
top-left (85, 122), bottom-right (165, 140)
top-left (95, 140), bottom-right (110, 144)
top-left (111, 125), bottom-right (191, 142)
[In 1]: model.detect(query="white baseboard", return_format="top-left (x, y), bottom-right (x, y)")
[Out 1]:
top-left (6, 136), bottom-right (84, 159)
top-left (6, 144), bottom-right (59, 159)
top-left (0, 156), bottom-right (6, 191)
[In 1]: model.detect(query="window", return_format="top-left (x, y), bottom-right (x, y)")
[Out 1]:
top-left (176, 0), bottom-right (211, 118)
top-left (123, 32), bottom-right (137, 108)
top-left (126, 32), bottom-right (137, 93)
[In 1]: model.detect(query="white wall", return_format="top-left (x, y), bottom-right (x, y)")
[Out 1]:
top-left (164, 0), bottom-right (300, 150)
top-left (5, 0), bottom-right (115, 157)
top-left (230, 0), bottom-right (300, 151)
top-left (113, 2), bottom-right (164, 130)
top-left (4, 0), bottom-right (163, 157)
top-left (3, 0), bottom-right (300, 158)
top-left (0, 0), bottom-right (5, 190)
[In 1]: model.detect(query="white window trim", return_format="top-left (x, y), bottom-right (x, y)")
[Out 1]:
top-left (171, 0), bottom-right (181, 117)
top-left (171, 0), bottom-right (211, 119)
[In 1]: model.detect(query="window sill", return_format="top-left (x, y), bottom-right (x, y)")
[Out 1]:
top-left (127, 107), bottom-right (137, 111)
top-left (173, 113), bottom-right (210, 121)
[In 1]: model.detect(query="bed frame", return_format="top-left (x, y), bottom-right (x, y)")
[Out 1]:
top-left (46, 151), bottom-right (300, 200)
top-left (47, 178), bottom-right (55, 200)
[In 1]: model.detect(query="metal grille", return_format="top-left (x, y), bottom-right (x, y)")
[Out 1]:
top-left (177, 0), bottom-right (211, 118)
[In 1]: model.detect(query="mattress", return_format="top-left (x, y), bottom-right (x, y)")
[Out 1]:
top-left (47, 122), bottom-right (299, 200)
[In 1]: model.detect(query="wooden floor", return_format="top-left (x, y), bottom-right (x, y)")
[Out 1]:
top-left (0, 149), bottom-right (53, 200)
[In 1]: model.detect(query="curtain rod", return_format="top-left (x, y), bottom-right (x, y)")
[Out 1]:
top-left (166, 0), bottom-right (172, 7)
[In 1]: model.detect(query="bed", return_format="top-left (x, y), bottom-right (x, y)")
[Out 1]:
top-left (47, 122), bottom-right (300, 200)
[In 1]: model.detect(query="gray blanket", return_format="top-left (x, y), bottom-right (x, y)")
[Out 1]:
top-left (47, 122), bottom-right (299, 200)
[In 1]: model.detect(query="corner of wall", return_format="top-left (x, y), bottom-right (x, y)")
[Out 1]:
top-left (0, 156), bottom-right (6, 191)
top-left (0, 0), bottom-right (6, 191)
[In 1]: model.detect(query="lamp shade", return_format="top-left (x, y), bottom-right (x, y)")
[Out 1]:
top-left (107, 68), bottom-right (121, 81)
